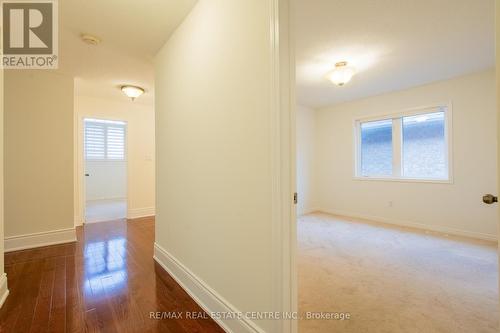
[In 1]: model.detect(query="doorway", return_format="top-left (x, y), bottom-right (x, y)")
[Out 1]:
top-left (83, 118), bottom-right (127, 223)
top-left (294, 0), bottom-right (498, 332)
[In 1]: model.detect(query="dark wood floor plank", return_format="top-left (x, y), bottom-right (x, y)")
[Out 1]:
top-left (0, 217), bottom-right (224, 333)
top-left (83, 308), bottom-right (100, 333)
top-left (47, 256), bottom-right (67, 332)
top-left (29, 260), bottom-right (56, 333)
top-left (13, 258), bottom-right (46, 333)
top-left (65, 255), bottom-right (85, 333)
top-left (0, 261), bottom-right (29, 332)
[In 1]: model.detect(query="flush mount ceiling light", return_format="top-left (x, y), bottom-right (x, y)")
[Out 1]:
top-left (81, 34), bottom-right (101, 45)
top-left (121, 85), bottom-right (145, 101)
top-left (326, 61), bottom-right (356, 86)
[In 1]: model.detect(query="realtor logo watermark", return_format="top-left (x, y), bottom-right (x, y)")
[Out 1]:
top-left (1, 0), bottom-right (58, 69)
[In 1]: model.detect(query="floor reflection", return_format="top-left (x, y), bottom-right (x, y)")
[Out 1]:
top-left (83, 237), bottom-right (128, 296)
top-left (1, 217), bottom-right (224, 332)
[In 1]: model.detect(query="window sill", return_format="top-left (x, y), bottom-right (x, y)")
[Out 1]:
top-left (352, 176), bottom-right (453, 184)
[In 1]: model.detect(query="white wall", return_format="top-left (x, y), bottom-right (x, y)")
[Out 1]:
top-left (5, 71), bottom-right (75, 242)
top-left (296, 105), bottom-right (316, 215)
top-left (85, 161), bottom-right (126, 201)
top-left (154, 1), bottom-right (292, 332)
top-left (75, 95), bottom-right (155, 222)
top-left (315, 70), bottom-right (498, 240)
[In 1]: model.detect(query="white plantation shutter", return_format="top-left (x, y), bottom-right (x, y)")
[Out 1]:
top-left (85, 119), bottom-right (126, 160)
top-left (85, 122), bottom-right (106, 160)
top-left (106, 125), bottom-right (125, 160)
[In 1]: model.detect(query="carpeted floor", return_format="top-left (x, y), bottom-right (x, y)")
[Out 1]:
top-left (298, 213), bottom-right (499, 333)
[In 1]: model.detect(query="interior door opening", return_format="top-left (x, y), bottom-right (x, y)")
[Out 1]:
top-left (294, 1), bottom-right (498, 332)
top-left (83, 118), bottom-right (128, 223)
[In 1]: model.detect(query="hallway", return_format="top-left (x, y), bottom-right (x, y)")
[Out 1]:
top-left (0, 218), bottom-right (223, 332)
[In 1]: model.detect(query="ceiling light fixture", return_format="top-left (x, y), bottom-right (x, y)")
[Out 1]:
top-left (121, 85), bottom-right (145, 101)
top-left (326, 61), bottom-right (356, 86)
top-left (81, 34), bottom-right (101, 45)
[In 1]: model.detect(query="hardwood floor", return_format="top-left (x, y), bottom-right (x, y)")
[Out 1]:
top-left (0, 217), bottom-right (224, 333)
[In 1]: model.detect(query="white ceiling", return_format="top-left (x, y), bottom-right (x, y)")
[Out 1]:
top-left (296, 0), bottom-right (495, 109)
top-left (57, 0), bottom-right (197, 105)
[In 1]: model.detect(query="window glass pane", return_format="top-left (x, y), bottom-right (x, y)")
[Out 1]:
top-left (360, 119), bottom-right (393, 176)
top-left (402, 111), bottom-right (446, 179)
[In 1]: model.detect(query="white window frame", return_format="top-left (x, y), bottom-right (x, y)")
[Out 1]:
top-left (353, 102), bottom-right (453, 184)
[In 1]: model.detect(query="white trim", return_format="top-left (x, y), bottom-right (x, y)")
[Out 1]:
top-left (153, 243), bottom-right (265, 333)
top-left (0, 274), bottom-right (8, 308)
top-left (354, 103), bottom-right (452, 122)
top-left (4, 228), bottom-right (77, 252)
top-left (74, 215), bottom-right (83, 227)
top-left (352, 176), bottom-right (453, 184)
top-left (297, 208), bottom-right (319, 216)
top-left (318, 208), bottom-right (498, 242)
top-left (127, 207), bottom-right (155, 219)
top-left (269, 0), bottom-right (296, 332)
top-left (392, 117), bottom-right (402, 178)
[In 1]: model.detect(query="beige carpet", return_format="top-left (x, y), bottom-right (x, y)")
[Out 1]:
top-left (298, 213), bottom-right (499, 333)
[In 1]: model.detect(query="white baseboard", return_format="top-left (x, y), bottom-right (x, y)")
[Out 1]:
top-left (127, 207), bottom-right (155, 219)
top-left (0, 273), bottom-right (8, 308)
top-left (86, 197), bottom-right (126, 202)
top-left (5, 227), bottom-right (77, 252)
top-left (318, 208), bottom-right (498, 242)
top-left (297, 207), bottom-right (319, 217)
top-left (153, 243), bottom-right (264, 333)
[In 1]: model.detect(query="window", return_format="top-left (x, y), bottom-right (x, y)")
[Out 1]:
top-left (355, 105), bottom-right (450, 181)
top-left (85, 119), bottom-right (126, 161)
